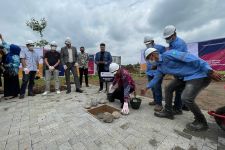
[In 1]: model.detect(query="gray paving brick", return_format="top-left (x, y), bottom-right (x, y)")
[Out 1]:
top-left (0, 85), bottom-right (224, 149)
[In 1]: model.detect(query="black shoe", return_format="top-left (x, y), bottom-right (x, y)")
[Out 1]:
top-left (154, 109), bottom-right (174, 119)
top-left (19, 95), bottom-right (25, 99)
top-left (186, 120), bottom-right (208, 131)
top-left (86, 85), bottom-right (89, 87)
top-left (173, 107), bottom-right (183, 115)
top-left (28, 93), bottom-right (35, 96)
top-left (98, 88), bottom-right (103, 92)
top-left (182, 105), bottom-right (190, 111)
top-left (76, 89), bottom-right (83, 93)
top-left (66, 90), bottom-right (71, 94)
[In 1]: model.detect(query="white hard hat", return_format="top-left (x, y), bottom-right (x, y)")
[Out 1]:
top-left (50, 41), bottom-right (57, 46)
top-left (65, 37), bottom-right (72, 44)
top-left (144, 36), bottom-right (154, 44)
top-left (109, 63), bottom-right (120, 75)
top-left (163, 25), bottom-right (176, 38)
top-left (26, 40), bottom-right (34, 45)
top-left (145, 48), bottom-right (157, 59)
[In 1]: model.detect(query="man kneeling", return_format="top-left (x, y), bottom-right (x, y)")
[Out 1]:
top-left (109, 63), bottom-right (136, 115)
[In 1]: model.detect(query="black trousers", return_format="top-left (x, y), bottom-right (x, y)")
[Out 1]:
top-left (181, 77), bottom-right (211, 122)
top-left (20, 71), bottom-right (36, 95)
top-left (4, 72), bottom-right (20, 97)
top-left (79, 67), bottom-right (88, 86)
top-left (112, 87), bottom-right (134, 104)
top-left (98, 69), bottom-right (107, 90)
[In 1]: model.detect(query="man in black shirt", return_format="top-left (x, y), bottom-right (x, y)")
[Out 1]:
top-left (43, 41), bottom-right (61, 95)
top-left (94, 43), bottom-right (112, 92)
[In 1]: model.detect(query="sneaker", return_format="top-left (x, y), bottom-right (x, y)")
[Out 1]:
top-left (182, 105), bottom-right (190, 111)
top-left (28, 93), bottom-right (35, 96)
top-left (149, 101), bottom-right (156, 105)
top-left (19, 95), bottom-right (25, 99)
top-left (98, 89), bottom-right (103, 93)
top-left (173, 107), bottom-right (183, 115)
top-left (42, 91), bottom-right (48, 96)
top-left (56, 90), bottom-right (61, 94)
top-left (154, 105), bottom-right (163, 112)
top-left (186, 120), bottom-right (208, 131)
top-left (154, 109), bottom-right (174, 119)
top-left (76, 89), bottom-right (83, 93)
top-left (66, 90), bottom-right (71, 94)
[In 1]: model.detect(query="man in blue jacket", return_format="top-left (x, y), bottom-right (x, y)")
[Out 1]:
top-left (163, 25), bottom-right (189, 115)
top-left (144, 48), bottom-right (222, 131)
top-left (95, 43), bottom-right (112, 92)
top-left (143, 36), bottom-right (166, 111)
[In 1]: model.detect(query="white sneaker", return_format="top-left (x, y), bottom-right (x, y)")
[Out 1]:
top-left (42, 91), bottom-right (48, 96)
top-left (56, 90), bottom-right (61, 94)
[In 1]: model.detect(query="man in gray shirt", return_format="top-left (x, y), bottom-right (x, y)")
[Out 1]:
top-left (60, 37), bottom-right (83, 94)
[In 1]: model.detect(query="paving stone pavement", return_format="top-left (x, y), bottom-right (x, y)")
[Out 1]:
top-left (0, 85), bottom-right (224, 150)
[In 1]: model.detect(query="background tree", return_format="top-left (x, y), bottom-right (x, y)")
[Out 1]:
top-left (26, 18), bottom-right (48, 47)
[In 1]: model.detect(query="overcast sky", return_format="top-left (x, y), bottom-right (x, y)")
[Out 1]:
top-left (1, 0), bottom-right (225, 64)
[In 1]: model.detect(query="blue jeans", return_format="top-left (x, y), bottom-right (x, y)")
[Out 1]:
top-left (147, 75), bottom-right (163, 105)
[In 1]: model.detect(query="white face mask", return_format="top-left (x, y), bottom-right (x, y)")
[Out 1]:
top-left (51, 46), bottom-right (57, 50)
top-left (28, 46), bottom-right (34, 51)
top-left (148, 60), bottom-right (156, 65)
top-left (146, 43), bottom-right (153, 48)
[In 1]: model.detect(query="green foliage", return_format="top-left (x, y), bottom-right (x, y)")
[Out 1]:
top-left (35, 39), bottom-right (49, 47)
top-left (26, 18), bottom-right (47, 37)
top-left (26, 17), bottom-right (49, 47)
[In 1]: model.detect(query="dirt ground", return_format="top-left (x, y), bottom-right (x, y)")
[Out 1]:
top-left (89, 76), bottom-right (225, 111)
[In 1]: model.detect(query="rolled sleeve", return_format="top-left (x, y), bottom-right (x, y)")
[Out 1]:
top-left (20, 50), bottom-right (26, 59)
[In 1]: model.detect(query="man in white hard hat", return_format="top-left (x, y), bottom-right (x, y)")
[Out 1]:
top-left (42, 41), bottom-right (61, 95)
top-left (19, 40), bottom-right (40, 99)
top-left (143, 36), bottom-right (166, 111)
top-left (163, 25), bottom-right (189, 115)
top-left (144, 47), bottom-right (222, 131)
top-left (109, 63), bottom-right (136, 115)
top-left (61, 37), bottom-right (83, 94)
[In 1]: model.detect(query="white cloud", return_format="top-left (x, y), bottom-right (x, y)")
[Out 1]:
top-left (0, 0), bottom-right (225, 64)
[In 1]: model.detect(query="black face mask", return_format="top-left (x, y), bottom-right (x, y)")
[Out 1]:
top-left (80, 50), bottom-right (84, 53)
top-left (66, 44), bottom-right (71, 48)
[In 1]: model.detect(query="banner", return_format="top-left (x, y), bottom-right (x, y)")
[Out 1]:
top-left (88, 54), bottom-right (95, 75)
top-left (199, 38), bottom-right (225, 71)
top-left (187, 42), bottom-right (198, 56)
top-left (140, 49), bottom-right (147, 72)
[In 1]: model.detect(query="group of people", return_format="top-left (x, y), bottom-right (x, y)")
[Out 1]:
top-left (0, 35), bottom-right (95, 99)
top-left (0, 24), bottom-right (223, 132)
top-left (106, 25), bottom-right (223, 132)
top-left (142, 25), bottom-right (223, 131)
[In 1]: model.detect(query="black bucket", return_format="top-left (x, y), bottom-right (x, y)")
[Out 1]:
top-left (107, 93), bottom-right (115, 102)
top-left (130, 98), bottom-right (142, 109)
